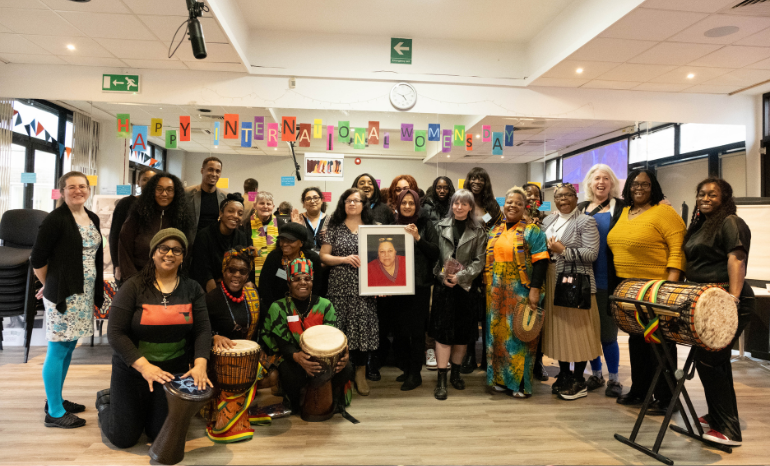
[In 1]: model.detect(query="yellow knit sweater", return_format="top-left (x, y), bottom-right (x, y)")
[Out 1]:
top-left (607, 204), bottom-right (687, 280)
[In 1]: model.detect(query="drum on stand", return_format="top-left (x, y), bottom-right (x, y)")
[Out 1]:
top-left (612, 279), bottom-right (738, 351)
top-left (299, 325), bottom-right (347, 422)
top-left (149, 376), bottom-right (213, 465)
top-left (207, 340), bottom-right (261, 443)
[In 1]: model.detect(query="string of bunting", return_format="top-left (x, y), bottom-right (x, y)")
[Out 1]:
top-left (12, 109), bottom-right (72, 158)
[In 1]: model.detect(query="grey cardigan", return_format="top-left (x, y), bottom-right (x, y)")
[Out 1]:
top-left (541, 211), bottom-right (600, 293)
top-left (433, 217), bottom-right (487, 291)
top-left (184, 184), bottom-right (227, 245)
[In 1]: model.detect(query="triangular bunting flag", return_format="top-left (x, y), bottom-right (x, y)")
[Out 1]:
top-left (149, 158), bottom-right (158, 166)
top-left (12, 109), bottom-right (17, 116)
top-left (24, 124), bottom-right (31, 136)
top-left (65, 148), bottom-right (72, 159)
top-left (36, 122), bottom-right (45, 136)
top-left (14, 114), bottom-right (21, 126)
top-left (58, 143), bottom-right (65, 158)
top-left (44, 130), bottom-right (51, 142)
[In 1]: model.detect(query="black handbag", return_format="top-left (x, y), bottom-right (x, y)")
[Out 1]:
top-left (553, 261), bottom-right (592, 309)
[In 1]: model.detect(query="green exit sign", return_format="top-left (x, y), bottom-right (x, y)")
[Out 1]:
top-left (102, 74), bottom-right (140, 93)
top-left (391, 38), bottom-right (412, 64)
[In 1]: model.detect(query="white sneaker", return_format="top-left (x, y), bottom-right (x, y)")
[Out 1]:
top-left (426, 349), bottom-right (437, 370)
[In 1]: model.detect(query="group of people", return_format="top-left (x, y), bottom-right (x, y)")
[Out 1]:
top-left (28, 157), bottom-right (753, 448)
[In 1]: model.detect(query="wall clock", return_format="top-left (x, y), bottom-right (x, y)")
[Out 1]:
top-left (390, 82), bottom-right (416, 111)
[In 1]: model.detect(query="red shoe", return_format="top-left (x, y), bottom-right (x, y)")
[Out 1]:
top-left (698, 416), bottom-right (710, 429)
top-left (703, 429), bottom-right (741, 446)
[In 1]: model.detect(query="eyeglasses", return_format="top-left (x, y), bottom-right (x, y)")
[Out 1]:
top-left (290, 276), bottom-right (312, 283)
top-left (157, 245), bottom-right (184, 256)
top-left (226, 266), bottom-right (250, 276)
top-left (345, 199), bottom-right (363, 205)
top-left (554, 194), bottom-right (576, 200)
top-left (155, 186), bottom-right (175, 195)
top-left (631, 182), bottom-right (651, 190)
top-left (304, 196), bottom-right (321, 203)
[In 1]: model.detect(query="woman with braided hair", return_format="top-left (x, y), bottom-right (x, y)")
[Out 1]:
top-left (684, 177), bottom-right (753, 446)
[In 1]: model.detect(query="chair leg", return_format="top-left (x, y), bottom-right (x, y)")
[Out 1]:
top-left (1, 318), bottom-right (4, 351)
top-left (23, 262), bottom-right (35, 364)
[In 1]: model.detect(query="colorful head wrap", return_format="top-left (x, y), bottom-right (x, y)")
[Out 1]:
top-left (222, 247), bottom-right (255, 274)
top-left (288, 257), bottom-right (313, 280)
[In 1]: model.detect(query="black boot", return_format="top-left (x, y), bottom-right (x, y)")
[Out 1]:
top-left (366, 353), bottom-right (381, 382)
top-left (450, 362), bottom-right (466, 390)
top-left (434, 369), bottom-right (448, 400)
top-left (401, 371), bottom-right (422, 391)
top-left (460, 344), bottom-right (477, 374)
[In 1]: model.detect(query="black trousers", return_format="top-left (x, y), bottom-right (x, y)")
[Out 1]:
top-left (99, 355), bottom-right (188, 449)
top-left (278, 356), bottom-right (354, 412)
top-left (694, 288), bottom-right (754, 441)
top-left (387, 287), bottom-right (431, 375)
top-left (627, 334), bottom-right (678, 402)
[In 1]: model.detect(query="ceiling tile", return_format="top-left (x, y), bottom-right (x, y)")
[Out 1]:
top-left (568, 38), bottom-right (657, 63)
top-left (25, 35), bottom-right (114, 57)
top-left (529, 77), bottom-right (589, 88)
top-left (121, 58), bottom-right (189, 70)
top-left (541, 60), bottom-right (619, 80)
top-left (628, 41), bottom-right (721, 65)
top-left (688, 45), bottom-right (770, 67)
top-left (640, 0), bottom-right (737, 13)
top-left (0, 8), bottom-right (84, 36)
top-left (734, 27), bottom-right (770, 46)
top-left (702, 68), bottom-right (770, 86)
top-left (745, 55), bottom-right (770, 69)
top-left (0, 24), bottom-right (10, 33)
top-left (600, 8), bottom-right (707, 41)
top-left (122, 0), bottom-right (211, 17)
top-left (57, 11), bottom-right (153, 39)
top-left (667, 14), bottom-right (770, 44)
top-left (0, 52), bottom-right (66, 65)
top-left (595, 63), bottom-right (677, 82)
top-left (183, 61), bottom-right (247, 72)
top-left (680, 83), bottom-right (742, 94)
top-left (39, 0), bottom-right (130, 13)
top-left (138, 16), bottom-right (229, 44)
top-left (0, 33), bottom-right (49, 54)
top-left (0, 0), bottom-right (46, 8)
top-left (58, 55), bottom-right (127, 67)
top-left (169, 42), bottom-right (241, 62)
top-left (94, 38), bottom-right (171, 60)
top-left (649, 66), bottom-right (732, 84)
top-left (632, 82), bottom-right (694, 92)
top-left (581, 80), bottom-right (641, 90)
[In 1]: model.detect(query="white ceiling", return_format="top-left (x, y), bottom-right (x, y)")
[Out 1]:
top-left (533, 0), bottom-right (770, 94)
top-left (0, 0), bottom-right (243, 71)
top-left (238, 0), bottom-right (575, 44)
top-left (60, 100), bottom-right (636, 164)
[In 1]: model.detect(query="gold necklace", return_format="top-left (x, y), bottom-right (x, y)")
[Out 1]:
top-left (630, 204), bottom-right (650, 215)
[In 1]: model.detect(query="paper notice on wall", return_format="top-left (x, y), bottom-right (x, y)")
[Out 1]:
top-left (51, 189), bottom-right (61, 200)
top-left (116, 185), bottom-right (131, 195)
top-left (248, 191), bottom-right (258, 202)
top-left (86, 175), bottom-right (98, 186)
top-left (216, 178), bottom-right (229, 189)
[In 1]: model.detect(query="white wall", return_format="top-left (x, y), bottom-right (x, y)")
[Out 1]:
top-left (166, 149), bottom-right (186, 180)
top-left (180, 153), bottom-right (528, 207)
top-left (95, 118), bottom-right (129, 195)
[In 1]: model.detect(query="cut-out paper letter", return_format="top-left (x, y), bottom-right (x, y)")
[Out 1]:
top-left (384, 133), bottom-right (390, 149)
top-left (428, 124), bottom-right (440, 141)
top-left (442, 129), bottom-right (452, 153)
top-left (213, 122), bottom-right (221, 146)
top-left (327, 125), bottom-right (334, 150)
top-left (466, 133), bottom-right (473, 151)
top-left (354, 128), bottom-right (366, 149)
top-left (179, 116), bottom-right (191, 142)
top-left (367, 121), bottom-right (380, 145)
top-left (414, 130), bottom-right (427, 152)
top-left (224, 114), bottom-right (238, 139)
top-left (281, 116), bottom-right (296, 142)
top-left (313, 119), bottom-right (323, 139)
top-left (505, 125), bottom-right (515, 147)
top-left (492, 132), bottom-right (503, 155)
top-left (298, 123), bottom-right (311, 148)
top-left (241, 121), bottom-right (253, 148)
top-left (166, 129), bottom-right (177, 148)
top-left (150, 118), bottom-right (163, 137)
top-left (254, 116), bottom-right (264, 141)
top-left (482, 125), bottom-right (492, 142)
top-left (453, 125), bottom-right (465, 147)
top-left (401, 124), bottom-right (413, 141)
top-left (338, 121), bottom-right (350, 143)
top-left (117, 114), bottom-right (130, 139)
top-left (267, 123), bottom-right (279, 147)
top-left (133, 126), bottom-right (148, 153)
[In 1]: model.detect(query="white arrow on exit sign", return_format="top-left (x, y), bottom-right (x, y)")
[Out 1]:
top-left (393, 41), bottom-right (409, 55)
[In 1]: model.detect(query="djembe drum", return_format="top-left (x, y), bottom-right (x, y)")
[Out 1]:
top-left (149, 376), bottom-right (213, 465)
top-left (299, 325), bottom-right (347, 422)
top-left (207, 340), bottom-right (261, 443)
top-left (611, 279), bottom-right (738, 351)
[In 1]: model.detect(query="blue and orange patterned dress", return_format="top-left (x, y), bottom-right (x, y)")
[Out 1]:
top-left (485, 220), bottom-right (548, 394)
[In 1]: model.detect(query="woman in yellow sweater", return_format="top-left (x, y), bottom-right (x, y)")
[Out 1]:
top-left (607, 169), bottom-right (686, 414)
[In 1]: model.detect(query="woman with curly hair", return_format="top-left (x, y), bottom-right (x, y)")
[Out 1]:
top-left (118, 173), bottom-right (192, 280)
top-left (684, 177), bottom-right (753, 446)
top-left (422, 176), bottom-right (456, 223)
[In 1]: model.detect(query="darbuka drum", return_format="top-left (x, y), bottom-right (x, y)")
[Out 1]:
top-left (207, 340), bottom-right (261, 443)
top-left (299, 325), bottom-right (347, 422)
top-left (611, 279), bottom-right (738, 351)
top-left (149, 376), bottom-right (213, 465)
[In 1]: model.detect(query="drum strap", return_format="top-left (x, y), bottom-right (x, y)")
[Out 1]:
top-left (634, 280), bottom-right (665, 344)
top-left (207, 380), bottom-right (258, 442)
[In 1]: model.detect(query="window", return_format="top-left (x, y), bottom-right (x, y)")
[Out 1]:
top-left (545, 158), bottom-right (560, 182)
top-left (562, 139), bottom-right (628, 185)
top-left (680, 124), bottom-right (745, 154)
top-left (629, 126), bottom-right (675, 163)
top-left (12, 100), bottom-right (59, 143)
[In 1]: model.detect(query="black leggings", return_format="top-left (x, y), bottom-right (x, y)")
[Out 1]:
top-left (278, 357), bottom-right (354, 412)
top-left (627, 334), bottom-right (677, 402)
top-left (558, 361), bottom-right (588, 381)
top-left (98, 355), bottom-right (188, 449)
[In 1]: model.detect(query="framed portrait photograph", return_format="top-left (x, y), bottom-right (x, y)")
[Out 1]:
top-left (358, 225), bottom-right (415, 296)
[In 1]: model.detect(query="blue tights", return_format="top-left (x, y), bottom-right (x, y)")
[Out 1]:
top-left (42, 340), bottom-right (78, 418)
top-left (590, 340), bottom-right (620, 375)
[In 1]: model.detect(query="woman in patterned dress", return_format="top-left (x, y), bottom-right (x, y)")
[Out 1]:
top-left (485, 187), bottom-right (549, 398)
top-left (319, 188), bottom-right (378, 396)
top-left (31, 171), bottom-right (104, 429)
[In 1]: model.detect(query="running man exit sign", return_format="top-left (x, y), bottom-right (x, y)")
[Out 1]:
top-left (102, 74), bottom-right (140, 93)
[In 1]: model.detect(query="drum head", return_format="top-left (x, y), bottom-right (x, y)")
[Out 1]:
top-left (693, 287), bottom-right (738, 351)
top-left (300, 325), bottom-right (347, 357)
top-left (164, 375), bottom-right (214, 401)
top-left (214, 339), bottom-right (260, 355)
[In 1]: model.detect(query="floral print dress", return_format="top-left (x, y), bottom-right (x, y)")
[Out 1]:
top-left (44, 223), bottom-right (100, 342)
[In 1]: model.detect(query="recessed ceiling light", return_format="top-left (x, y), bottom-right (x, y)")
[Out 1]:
top-left (274, 148), bottom-right (277, 151)
top-left (447, 155), bottom-right (450, 158)
top-left (687, 73), bottom-right (695, 79)
top-left (197, 108), bottom-right (211, 112)
top-left (704, 26), bottom-right (739, 38)
top-left (66, 44), bottom-right (75, 51)
top-left (576, 68), bottom-right (584, 74)
top-left (501, 156), bottom-right (504, 158)
top-left (68, 0), bottom-right (91, 3)
top-left (476, 134), bottom-right (480, 138)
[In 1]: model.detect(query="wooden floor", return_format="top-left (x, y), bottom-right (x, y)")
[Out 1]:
top-left (2, 338), bottom-right (770, 465)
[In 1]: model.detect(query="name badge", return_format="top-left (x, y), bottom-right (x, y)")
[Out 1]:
top-left (276, 268), bottom-right (287, 280)
top-left (482, 213), bottom-right (492, 223)
top-left (287, 315), bottom-right (299, 322)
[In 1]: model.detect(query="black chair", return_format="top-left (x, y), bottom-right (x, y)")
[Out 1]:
top-left (0, 209), bottom-right (48, 362)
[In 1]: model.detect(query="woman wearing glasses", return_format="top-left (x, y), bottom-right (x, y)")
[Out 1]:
top-left (118, 173), bottom-right (192, 281)
top-left (542, 183), bottom-right (602, 401)
top-left (98, 229), bottom-right (212, 449)
top-left (320, 188), bottom-right (378, 396)
top-left (607, 169), bottom-right (686, 414)
top-left (298, 187), bottom-right (328, 252)
top-left (191, 193), bottom-right (250, 292)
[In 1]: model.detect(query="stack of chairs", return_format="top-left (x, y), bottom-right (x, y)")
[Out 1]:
top-left (0, 209), bottom-right (48, 362)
